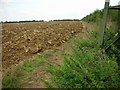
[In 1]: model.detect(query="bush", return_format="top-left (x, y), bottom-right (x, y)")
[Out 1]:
top-left (47, 31), bottom-right (120, 88)
top-left (82, 9), bottom-right (103, 23)
top-left (82, 7), bottom-right (119, 23)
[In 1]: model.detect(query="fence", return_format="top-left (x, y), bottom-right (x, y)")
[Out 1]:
top-left (0, 22), bottom-right (2, 90)
top-left (100, 0), bottom-right (120, 51)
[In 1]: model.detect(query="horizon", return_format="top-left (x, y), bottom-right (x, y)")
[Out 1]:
top-left (0, 0), bottom-right (120, 22)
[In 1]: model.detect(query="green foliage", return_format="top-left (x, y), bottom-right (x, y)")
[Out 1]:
top-left (2, 71), bottom-right (22, 88)
top-left (103, 20), bottom-right (120, 63)
top-left (108, 8), bottom-right (119, 22)
top-left (82, 6), bottom-right (120, 64)
top-left (103, 23), bottom-right (118, 48)
top-left (82, 9), bottom-right (103, 23)
top-left (21, 59), bottom-right (45, 72)
top-left (3, 20), bottom-right (44, 23)
top-left (2, 54), bottom-right (45, 88)
top-left (82, 7), bottom-right (119, 23)
top-left (50, 19), bottom-right (81, 21)
top-left (47, 31), bottom-right (120, 88)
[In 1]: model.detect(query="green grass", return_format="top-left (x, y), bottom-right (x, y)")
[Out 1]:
top-left (43, 49), bottom-right (59, 58)
top-left (2, 48), bottom-right (60, 88)
top-left (2, 8), bottom-right (120, 88)
top-left (2, 71), bottom-right (22, 88)
top-left (22, 59), bottom-right (45, 72)
top-left (47, 24), bottom-right (120, 88)
top-left (2, 54), bottom-right (45, 88)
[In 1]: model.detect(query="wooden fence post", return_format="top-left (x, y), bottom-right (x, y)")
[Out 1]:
top-left (0, 22), bottom-right (2, 90)
top-left (118, 1), bottom-right (120, 34)
top-left (100, 0), bottom-right (110, 48)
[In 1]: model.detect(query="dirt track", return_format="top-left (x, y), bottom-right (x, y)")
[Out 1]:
top-left (2, 21), bottom-right (83, 69)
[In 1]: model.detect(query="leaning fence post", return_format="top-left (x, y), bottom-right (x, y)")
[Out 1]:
top-left (118, 1), bottom-right (120, 34)
top-left (100, 0), bottom-right (110, 48)
top-left (0, 22), bottom-right (2, 90)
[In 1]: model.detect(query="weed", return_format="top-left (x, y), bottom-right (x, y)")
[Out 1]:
top-left (21, 59), bottom-right (45, 72)
top-left (47, 30), bottom-right (120, 88)
top-left (2, 71), bottom-right (21, 88)
top-left (2, 54), bottom-right (45, 88)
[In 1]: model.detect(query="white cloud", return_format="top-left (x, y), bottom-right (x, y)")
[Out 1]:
top-left (118, 1), bottom-right (120, 5)
top-left (0, 0), bottom-right (120, 21)
top-left (0, 0), bottom-right (15, 5)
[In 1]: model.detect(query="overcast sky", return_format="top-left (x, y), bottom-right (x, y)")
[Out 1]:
top-left (0, 0), bottom-right (119, 21)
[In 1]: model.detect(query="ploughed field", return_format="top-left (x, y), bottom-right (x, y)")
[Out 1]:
top-left (2, 21), bottom-right (83, 69)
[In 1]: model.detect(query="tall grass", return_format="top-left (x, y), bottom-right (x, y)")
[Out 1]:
top-left (48, 8), bottom-right (120, 88)
top-left (47, 27), bottom-right (120, 88)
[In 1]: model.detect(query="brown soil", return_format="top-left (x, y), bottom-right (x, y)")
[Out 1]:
top-left (21, 22), bottom-right (92, 88)
top-left (2, 21), bottom-right (83, 70)
top-left (22, 34), bottom-right (77, 88)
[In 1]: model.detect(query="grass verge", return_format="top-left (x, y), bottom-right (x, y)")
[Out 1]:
top-left (47, 23), bottom-right (120, 88)
top-left (2, 54), bottom-right (45, 88)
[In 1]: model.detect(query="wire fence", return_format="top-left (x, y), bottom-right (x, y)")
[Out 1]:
top-left (0, 23), bottom-right (2, 90)
top-left (100, 0), bottom-right (120, 50)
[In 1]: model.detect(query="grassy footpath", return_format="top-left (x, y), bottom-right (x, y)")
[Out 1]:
top-left (2, 54), bottom-right (45, 88)
top-left (2, 47), bottom-right (61, 88)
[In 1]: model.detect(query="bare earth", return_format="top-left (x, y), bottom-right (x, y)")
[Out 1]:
top-left (2, 21), bottom-right (83, 70)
